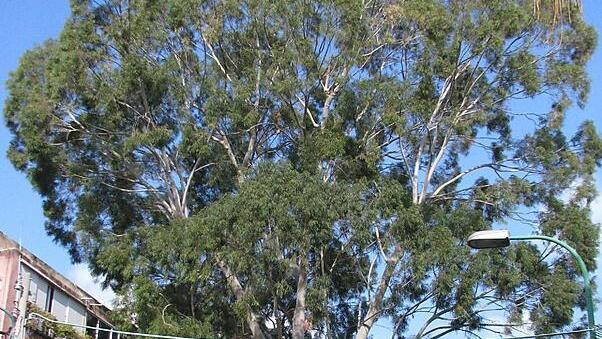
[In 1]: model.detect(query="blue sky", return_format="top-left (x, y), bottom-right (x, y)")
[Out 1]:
top-left (1, 0), bottom-right (602, 336)
top-left (0, 1), bottom-right (114, 306)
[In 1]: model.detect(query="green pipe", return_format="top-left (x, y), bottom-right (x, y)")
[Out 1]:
top-left (510, 235), bottom-right (596, 339)
top-left (0, 306), bottom-right (15, 339)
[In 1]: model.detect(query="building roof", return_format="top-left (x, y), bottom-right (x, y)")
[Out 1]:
top-left (0, 231), bottom-right (112, 326)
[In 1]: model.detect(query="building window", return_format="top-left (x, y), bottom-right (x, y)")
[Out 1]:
top-left (45, 286), bottom-right (55, 313)
top-left (85, 313), bottom-right (112, 339)
top-left (85, 313), bottom-right (98, 337)
top-left (98, 320), bottom-right (111, 339)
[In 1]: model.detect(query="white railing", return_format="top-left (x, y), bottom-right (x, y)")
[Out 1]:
top-left (27, 313), bottom-right (205, 339)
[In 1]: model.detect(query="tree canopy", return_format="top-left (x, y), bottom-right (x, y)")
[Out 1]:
top-left (4, 0), bottom-right (601, 338)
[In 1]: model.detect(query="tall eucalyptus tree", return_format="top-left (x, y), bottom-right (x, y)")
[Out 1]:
top-left (5, 0), bottom-right (601, 337)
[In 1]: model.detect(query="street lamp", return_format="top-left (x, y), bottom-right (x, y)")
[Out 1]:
top-left (467, 230), bottom-right (596, 339)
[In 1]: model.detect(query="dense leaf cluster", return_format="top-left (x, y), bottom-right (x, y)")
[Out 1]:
top-left (4, 0), bottom-right (601, 337)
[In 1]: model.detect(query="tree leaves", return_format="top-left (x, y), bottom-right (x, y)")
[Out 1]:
top-left (4, 0), bottom-right (601, 337)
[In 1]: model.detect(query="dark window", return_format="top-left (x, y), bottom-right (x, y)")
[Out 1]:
top-left (85, 313), bottom-right (98, 337)
top-left (85, 313), bottom-right (112, 339)
top-left (97, 320), bottom-right (111, 339)
top-left (45, 286), bottom-right (54, 313)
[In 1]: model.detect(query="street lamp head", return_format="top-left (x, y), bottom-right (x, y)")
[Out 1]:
top-left (467, 230), bottom-right (510, 249)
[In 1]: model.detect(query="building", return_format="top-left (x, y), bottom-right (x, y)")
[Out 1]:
top-left (0, 232), bottom-right (113, 339)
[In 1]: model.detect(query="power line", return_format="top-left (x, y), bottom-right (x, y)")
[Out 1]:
top-left (26, 312), bottom-right (602, 339)
top-left (497, 326), bottom-right (600, 339)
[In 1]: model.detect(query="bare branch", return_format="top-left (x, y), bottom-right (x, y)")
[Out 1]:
top-left (295, 94), bottom-right (320, 128)
top-left (200, 32), bottom-right (233, 82)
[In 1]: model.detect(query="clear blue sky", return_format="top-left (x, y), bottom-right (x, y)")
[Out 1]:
top-left (0, 1), bottom-right (72, 271)
top-left (1, 0), bottom-right (602, 335)
top-left (0, 0), bottom-right (115, 307)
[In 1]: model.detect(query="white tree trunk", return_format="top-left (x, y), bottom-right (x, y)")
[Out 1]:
top-left (292, 258), bottom-right (308, 339)
top-left (217, 259), bottom-right (266, 339)
top-left (356, 257), bottom-right (399, 339)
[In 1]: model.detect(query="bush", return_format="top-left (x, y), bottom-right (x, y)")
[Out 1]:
top-left (26, 304), bottom-right (91, 339)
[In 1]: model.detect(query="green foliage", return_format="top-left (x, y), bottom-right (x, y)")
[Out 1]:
top-left (4, 0), bottom-right (601, 337)
top-left (26, 304), bottom-right (91, 339)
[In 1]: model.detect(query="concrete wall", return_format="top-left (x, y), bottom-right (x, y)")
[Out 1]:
top-left (67, 298), bottom-right (86, 330)
top-left (0, 248), bottom-right (19, 336)
top-left (1, 232), bottom-right (111, 338)
top-left (1, 256), bottom-right (90, 336)
top-left (24, 266), bottom-right (48, 311)
top-left (22, 265), bottom-right (87, 334)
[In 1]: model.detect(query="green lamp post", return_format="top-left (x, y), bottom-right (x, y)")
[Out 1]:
top-left (467, 230), bottom-right (596, 339)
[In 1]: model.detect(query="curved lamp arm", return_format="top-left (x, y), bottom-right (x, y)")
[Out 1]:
top-left (467, 230), bottom-right (596, 338)
top-left (510, 235), bottom-right (595, 338)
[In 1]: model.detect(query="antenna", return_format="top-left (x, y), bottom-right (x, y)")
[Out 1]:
top-left (18, 222), bottom-right (22, 251)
